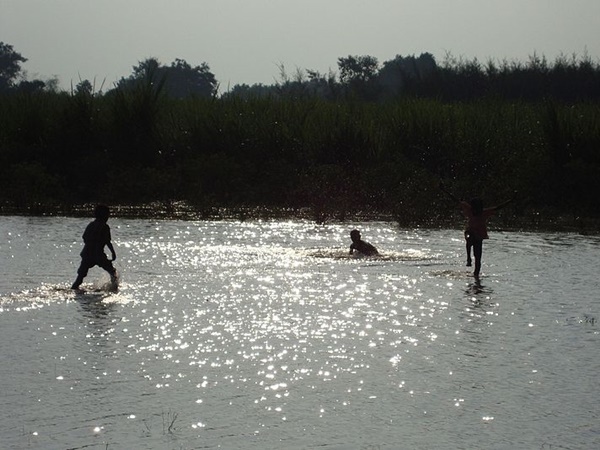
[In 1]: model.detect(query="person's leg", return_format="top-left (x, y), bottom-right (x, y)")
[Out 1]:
top-left (465, 232), bottom-right (473, 266)
top-left (473, 239), bottom-right (483, 278)
top-left (72, 260), bottom-right (91, 289)
top-left (98, 258), bottom-right (118, 284)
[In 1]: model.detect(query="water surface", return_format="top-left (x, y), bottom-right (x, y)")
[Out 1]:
top-left (1, 216), bottom-right (599, 449)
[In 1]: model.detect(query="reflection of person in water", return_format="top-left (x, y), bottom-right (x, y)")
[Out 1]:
top-left (440, 182), bottom-right (514, 278)
top-left (72, 204), bottom-right (118, 290)
top-left (349, 229), bottom-right (379, 256)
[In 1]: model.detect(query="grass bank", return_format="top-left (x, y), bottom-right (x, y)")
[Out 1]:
top-left (1, 91), bottom-right (599, 231)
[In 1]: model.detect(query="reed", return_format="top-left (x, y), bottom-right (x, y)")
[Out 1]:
top-left (162, 409), bottom-right (178, 435)
top-left (1, 87), bottom-right (599, 227)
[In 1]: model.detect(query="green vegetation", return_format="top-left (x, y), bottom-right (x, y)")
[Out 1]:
top-left (2, 90), bottom-right (599, 229)
top-left (1, 43), bottom-right (600, 230)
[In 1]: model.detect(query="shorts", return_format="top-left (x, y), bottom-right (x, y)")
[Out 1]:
top-left (77, 255), bottom-right (116, 277)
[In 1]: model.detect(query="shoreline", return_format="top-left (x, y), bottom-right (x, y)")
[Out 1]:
top-left (2, 202), bottom-right (599, 235)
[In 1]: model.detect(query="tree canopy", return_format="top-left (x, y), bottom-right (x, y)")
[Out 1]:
top-left (0, 42), bottom-right (27, 91)
top-left (116, 57), bottom-right (218, 98)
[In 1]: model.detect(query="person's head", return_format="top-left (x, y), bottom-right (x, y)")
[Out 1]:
top-left (469, 198), bottom-right (483, 215)
top-left (350, 229), bottom-right (361, 242)
top-left (94, 204), bottom-right (110, 222)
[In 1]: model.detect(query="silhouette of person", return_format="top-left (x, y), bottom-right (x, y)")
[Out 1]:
top-left (440, 182), bottom-right (514, 278)
top-left (349, 229), bottom-right (379, 256)
top-left (71, 204), bottom-right (118, 289)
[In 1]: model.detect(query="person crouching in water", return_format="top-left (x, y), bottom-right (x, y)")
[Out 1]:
top-left (72, 204), bottom-right (118, 289)
top-left (440, 182), bottom-right (514, 278)
top-left (349, 229), bottom-right (379, 256)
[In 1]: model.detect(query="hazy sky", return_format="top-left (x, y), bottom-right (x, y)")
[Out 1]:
top-left (2, 0), bottom-right (599, 91)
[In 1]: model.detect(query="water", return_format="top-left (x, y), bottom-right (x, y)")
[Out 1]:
top-left (1, 216), bottom-right (599, 450)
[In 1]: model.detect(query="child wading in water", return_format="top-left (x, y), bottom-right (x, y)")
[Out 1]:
top-left (349, 229), bottom-right (379, 256)
top-left (72, 204), bottom-right (118, 290)
top-left (440, 182), bottom-right (514, 278)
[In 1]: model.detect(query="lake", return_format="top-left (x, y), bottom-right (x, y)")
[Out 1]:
top-left (1, 216), bottom-right (599, 450)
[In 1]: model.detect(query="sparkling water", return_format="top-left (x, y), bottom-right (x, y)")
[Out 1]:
top-left (1, 216), bottom-right (599, 449)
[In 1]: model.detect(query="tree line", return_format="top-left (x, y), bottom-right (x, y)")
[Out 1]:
top-left (1, 42), bottom-right (600, 229)
top-left (232, 52), bottom-right (600, 104)
top-left (2, 41), bottom-right (600, 102)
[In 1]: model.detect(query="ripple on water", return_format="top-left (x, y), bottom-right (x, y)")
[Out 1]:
top-left (0, 219), bottom-right (599, 449)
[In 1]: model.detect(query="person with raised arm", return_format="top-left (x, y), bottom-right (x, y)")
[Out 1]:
top-left (440, 181), bottom-right (515, 278)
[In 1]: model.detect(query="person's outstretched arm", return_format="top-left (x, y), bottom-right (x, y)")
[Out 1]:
top-left (491, 191), bottom-right (517, 211)
top-left (439, 181), bottom-right (460, 203)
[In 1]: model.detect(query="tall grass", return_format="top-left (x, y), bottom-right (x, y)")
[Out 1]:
top-left (1, 87), bottom-right (599, 228)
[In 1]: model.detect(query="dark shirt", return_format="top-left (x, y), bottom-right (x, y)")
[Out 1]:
top-left (81, 219), bottom-right (111, 260)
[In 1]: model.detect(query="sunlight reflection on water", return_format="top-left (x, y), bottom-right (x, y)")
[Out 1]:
top-left (0, 218), bottom-right (599, 449)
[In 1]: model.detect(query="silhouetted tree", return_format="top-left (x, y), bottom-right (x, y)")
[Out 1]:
top-left (224, 83), bottom-right (275, 98)
top-left (166, 58), bottom-right (217, 98)
top-left (0, 42), bottom-right (27, 91)
top-left (117, 57), bottom-right (218, 98)
top-left (14, 79), bottom-right (47, 93)
top-left (306, 69), bottom-right (339, 99)
top-left (338, 55), bottom-right (379, 99)
top-left (111, 59), bottom-right (167, 166)
top-left (377, 53), bottom-right (437, 97)
top-left (74, 79), bottom-right (93, 96)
